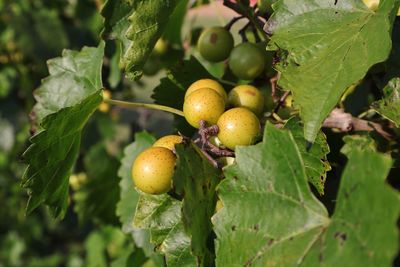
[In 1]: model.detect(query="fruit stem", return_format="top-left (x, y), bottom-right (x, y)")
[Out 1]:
top-left (105, 99), bottom-right (185, 117)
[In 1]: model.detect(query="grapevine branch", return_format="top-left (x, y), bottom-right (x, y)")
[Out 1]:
top-left (223, 0), bottom-right (269, 41)
top-left (322, 108), bottom-right (393, 140)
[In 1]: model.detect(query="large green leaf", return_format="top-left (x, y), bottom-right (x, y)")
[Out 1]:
top-left (213, 124), bottom-right (399, 266)
top-left (213, 124), bottom-right (329, 266)
top-left (102, 0), bottom-right (181, 80)
top-left (22, 43), bottom-right (105, 218)
top-left (123, 0), bottom-right (180, 79)
top-left (284, 118), bottom-right (331, 195)
top-left (101, 0), bottom-right (187, 80)
top-left (173, 143), bottom-right (222, 266)
top-left (33, 42), bottom-right (104, 122)
top-left (301, 151), bottom-right (399, 266)
top-left (73, 143), bottom-right (120, 225)
top-left (267, 0), bottom-right (399, 142)
top-left (372, 77), bottom-right (400, 126)
top-left (22, 91), bottom-right (102, 218)
top-left (134, 194), bottom-right (196, 266)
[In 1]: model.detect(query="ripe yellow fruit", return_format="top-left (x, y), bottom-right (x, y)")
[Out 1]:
top-left (99, 90), bottom-right (112, 113)
top-left (185, 79), bottom-right (227, 102)
top-left (131, 147), bottom-right (176, 194)
top-left (228, 85), bottom-right (265, 115)
top-left (153, 135), bottom-right (183, 151)
top-left (183, 88), bottom-right (225, 128)
top-left (217, 108), bottom-right (261, 150)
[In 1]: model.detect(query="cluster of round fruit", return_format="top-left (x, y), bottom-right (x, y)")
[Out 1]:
top-left (132, 78), bottom-right (265, 195)
top-left (197, 26), bottom-right (274, 80)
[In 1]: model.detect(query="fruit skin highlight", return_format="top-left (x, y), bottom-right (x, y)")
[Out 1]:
top-left (229, 43), bottom-right (266, 80)
top-left (185, 79), bottom-right (227, 102)
top-left (153, 135), bottom-right (183, 151)
top-left (217, 107), bottom-right (261, 150)
top-left (132, 147), bottom-right (176, 195)
top-left (228, 84), bottom-right (265, 115)
top-left (183, 88), bottom-right (225, 128)
top-left (197, 26), bottom-right (234, 62)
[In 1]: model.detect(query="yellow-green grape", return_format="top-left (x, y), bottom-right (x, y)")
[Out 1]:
top-left (153, 135), bottom-right (183, 151)
top-left (185, 79), bottom-right (227, 102)
top-left (362, 0), bottom-right (400, 14)
top-left (362, 0), bottom-right (379, 10)
top-left (131, 147), bottom-right (176, 194)
top-left (217, 107), bottom-right (261, 150)
top-left (209, 136), bottom-right (223, 147)
top-left (228, 84), bottom-right (265, 115)
top-left (215, 199), bottom-right (224, 212)
top-left (153, 38), bottom-right (169, 56)
top-left (218, 156), bottom-right (236, 168)
top-left (183, 88), bottom-right (225, 128)
top-left (98, 90), bottom-right (112, 113)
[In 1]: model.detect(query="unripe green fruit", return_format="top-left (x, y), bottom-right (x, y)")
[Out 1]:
top-left (217, 107), bottom-right (261, 150)
top-left (186, 79), bottom-right (227, 102)
top-left (229, 43), bottom-right (266, 80)
top-left (256, 41), bottom-right (276, 78)
top-left (132, 147), bottom-right (176, 194)
top-left (228, 85), bottom-right (265, 115)
top-left (183, 88), bottom-right (225, 128)
top-left (153, 135), bottom-right (183, 151)
top-left (197, 27), bottom-right (234, 62)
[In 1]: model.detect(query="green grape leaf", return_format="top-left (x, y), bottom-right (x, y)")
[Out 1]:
top-left (267, 0), bottom-right (399, 142)
top-left (152, 57), bottom-right (214, 135)
top-left (372, 77), bottom-right (400, 126)
top-left (163, 0), bottom-right (189, 45)
top-left (341, 135), bottom-right (376, 156)
top-left (101, 0), bottom-right (186, 78)
top-left (33, 42), bottom-right (105, 122)
top-left (173, 143), bottom-right (221, 266)
top-left (22, 91), bottom-right (102, 218)
top-left (134, 194), bottom-right (196, 266)
top-left (213, 124), bottom-right (399, 266)
top-left (213, 123), bottom-right (329, 266)
top-left (22, 43), bottom-right (105, 218)
top-left (284, 118), bottom-right (331, 195)
top-left (73, 143), bottom-right (120, 225)
top-left (300, 151), bottom-right (399, 266)
top-left (101, 0), bottom-right (133, 63)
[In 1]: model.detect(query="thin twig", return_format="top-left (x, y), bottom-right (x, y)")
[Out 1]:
top-left (223, 0), bottom-right (269, 41)
top-left (225, 16), bottom-right (245, 30)
top-left (273, 91), bottom-right (290, 114)
top-left (105, 99), bottom-right (185, 117)
top-left (270, 73), bottom-right (280, 102)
